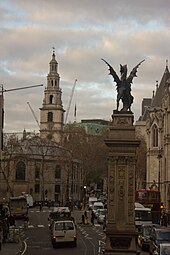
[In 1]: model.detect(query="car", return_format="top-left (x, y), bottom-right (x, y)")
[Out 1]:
top-left (137, 224), bottom-right (152, 251)
top-left (149, 225), bottom-right (170, 255)
top-left (158, 243), bottom-right (170, 255)
top-left (92, 202), bottom-right (104, 217)
top-left (48, 207), bottom-right (74, 228)
top-left (96, 209), bottom-right (107, 224)
top-left (50, 220), bottom-right (77, 248)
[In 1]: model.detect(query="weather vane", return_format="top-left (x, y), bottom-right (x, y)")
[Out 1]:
top-left (102, 59), bottom-right (145, 112)
top-left (52, 46), bottom-right (55, 54)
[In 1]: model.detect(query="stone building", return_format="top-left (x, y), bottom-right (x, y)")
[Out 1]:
top-left (136, 61), bottom-right (170, 209)
top-left (0, 51), bottom-right (83, 204)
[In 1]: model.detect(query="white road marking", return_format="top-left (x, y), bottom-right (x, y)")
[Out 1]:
top-left (28, 225), bottom-right (34, 228)
top-left (37, 224), bottom-right (45, 228)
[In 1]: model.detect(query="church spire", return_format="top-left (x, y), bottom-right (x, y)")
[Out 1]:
top-left (39, 50), bottom-right (65, 144)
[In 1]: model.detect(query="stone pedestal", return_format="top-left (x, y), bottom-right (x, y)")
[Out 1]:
top-left (104, 112), bottom-right (140, 255)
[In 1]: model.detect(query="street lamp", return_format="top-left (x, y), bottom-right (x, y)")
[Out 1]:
top-left (157, 152), bottom-right (162, 191)
top-left (83, 185), bottom-right (87, 209)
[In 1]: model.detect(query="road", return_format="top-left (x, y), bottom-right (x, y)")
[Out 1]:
top-left (16, 207), bottom-right (149, 255)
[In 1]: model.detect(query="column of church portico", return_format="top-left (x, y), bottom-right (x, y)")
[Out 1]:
top-left (104, 112), bottom-right (140, 255)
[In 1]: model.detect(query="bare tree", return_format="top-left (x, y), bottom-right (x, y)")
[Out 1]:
top-left (63, 125), bottom-right (109, 190)
top-left (1, 133), bottom-right (22, 197)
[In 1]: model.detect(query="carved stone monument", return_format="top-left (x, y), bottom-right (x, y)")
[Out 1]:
top-left (102, 60), bottom-right (144, 254)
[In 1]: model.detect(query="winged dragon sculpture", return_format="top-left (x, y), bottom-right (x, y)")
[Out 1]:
top-left (102, 59), bottom-right (145, 112)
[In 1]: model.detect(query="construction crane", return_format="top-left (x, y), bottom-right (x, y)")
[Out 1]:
top-left (65, 79), bottom-right (77, 124)
top-left (27, 102), bottom-right (40, 128)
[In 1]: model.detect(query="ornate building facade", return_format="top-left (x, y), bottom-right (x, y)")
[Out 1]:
top-left (136, 62), bottom-right (170, 210)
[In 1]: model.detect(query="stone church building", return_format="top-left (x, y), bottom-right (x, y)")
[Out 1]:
top-left (0, 51), bottom-right (83, 205)
top-left (136, 61), bottom-right (170, 210)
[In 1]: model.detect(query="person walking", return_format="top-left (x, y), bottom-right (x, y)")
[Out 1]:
top-left (39, 202), bottom-right (42, 212)
top-left (84, 210), bottom-right (88, 224)
top-left (91, 210), bottom-right (95, 225)
top-left (24, 215), bottom-right (29, 229)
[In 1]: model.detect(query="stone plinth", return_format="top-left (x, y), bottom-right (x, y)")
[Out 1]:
top-left (104, 112), bottom-right (140, 254)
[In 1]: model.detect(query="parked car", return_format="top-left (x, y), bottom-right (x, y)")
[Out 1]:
top-left (149, 225), bottom-right (170, 255)
top-left (137, 224), bottom-right (152, 251)
top-left (50, 220), bottom-right (77, 248)
top-left (157, 243), bottom-right (170, 255)
top-left (96, 209), bottom-right (107, 224)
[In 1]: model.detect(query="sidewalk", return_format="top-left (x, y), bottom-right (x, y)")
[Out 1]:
top-left (0, 240), bottom-right (22, 255)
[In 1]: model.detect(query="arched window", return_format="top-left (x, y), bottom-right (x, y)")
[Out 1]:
top-left (16, 161), bottom-right (26, 180)
top-left (49, 95), bottom-right (53, 104)
top-left (153, 124), bottom-right (158, 147)
top-left (47, 112), bottom-right (53, 122)
top-left (55, 165), bottom-right (61, 179)
top-left (51, 80), bottom-right (53, 86)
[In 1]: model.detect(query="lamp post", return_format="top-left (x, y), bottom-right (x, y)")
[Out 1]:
top-left (157, 152), bottom-right (162, 191)
top-left (83, 185), bottom-right (87, 209)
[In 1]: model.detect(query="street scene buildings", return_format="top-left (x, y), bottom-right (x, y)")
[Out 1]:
top-left (0, 51), bottom-right (170, 213)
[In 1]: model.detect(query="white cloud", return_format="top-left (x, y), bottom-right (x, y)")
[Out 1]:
top-left (0, 0), bottom-right (169, 132)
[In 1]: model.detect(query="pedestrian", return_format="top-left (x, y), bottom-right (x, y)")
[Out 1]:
top-left (82, 214), bottom-right (85, 224)
top-left (24, 215), bottom-right (29, 228)
top-left (161, 210), bottom-right (168, 227)
top-left (91, 210), bottom-right (95, 225)
top-left (8, 214), bottom-right (16, 226)
top-left (84, 210), bottom-right (87, 218)
top-left (84, 210), bottom-right (88, 224)
top-left (39, 202), bottom-right (42, 212)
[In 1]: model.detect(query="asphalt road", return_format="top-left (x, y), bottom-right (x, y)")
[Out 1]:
top-left (15, 207), bottom-right (149, 255)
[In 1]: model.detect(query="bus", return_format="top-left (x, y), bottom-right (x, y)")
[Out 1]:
top-left (135, 189), bottom-right (162, 224)
top-left (9, 196), bottom-right (28, 218)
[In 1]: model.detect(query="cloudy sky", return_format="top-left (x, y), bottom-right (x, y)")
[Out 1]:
top-left (0, 0), bottom-right (170, 133)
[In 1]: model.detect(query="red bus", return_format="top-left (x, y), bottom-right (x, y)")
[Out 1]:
top-left (135, 189), bottom-right (161, 205)
top-left (135, 189), bottom-right (162, 224)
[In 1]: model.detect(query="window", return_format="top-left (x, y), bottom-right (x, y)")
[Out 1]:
top-left (55, 222), bottom-right (63, 230)
top-left (47, 112), bottom-right (53, 122)
top-left (153, 124), bottom-right (158, 147)
top-left (35, 164), bottom-right (40, 179)
top-left (35, 183), bottom-right (40, 193)
top-left (16, 161), bottom-right (26, 180)
top-left (49, 95), bottom-right (53, 104)
top-left (55, 165), bottom-right (61, 179)
top-left (55, 184), bottom-right (60, 193)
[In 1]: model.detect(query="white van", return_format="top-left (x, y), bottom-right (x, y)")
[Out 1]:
top-left (88, 197), bottom-right (97, 210)
top-left (51, 220), bottom-right (77, 248)
top-left (92, 202), bottom-right (104, 217)
top-left (135, 203), bottom-right (152, 232)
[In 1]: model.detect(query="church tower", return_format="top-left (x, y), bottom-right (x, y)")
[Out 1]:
top-left (40, 49), bottom-right (65, 144)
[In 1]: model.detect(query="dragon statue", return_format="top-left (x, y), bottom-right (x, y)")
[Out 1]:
top-left (102, 58), bottom-right (145, 112)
